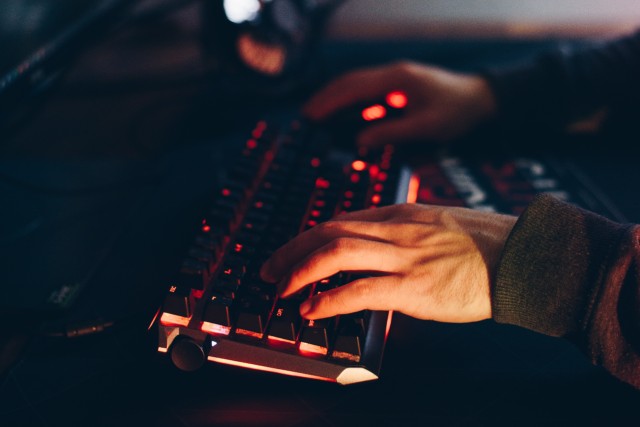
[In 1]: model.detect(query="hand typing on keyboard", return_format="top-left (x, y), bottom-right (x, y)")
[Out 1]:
top-left (261, 203), bottom-right (517, 323)
top-left (303, 61), bottom-right (496, 148)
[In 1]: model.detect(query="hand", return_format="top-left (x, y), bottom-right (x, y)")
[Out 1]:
top-left (260, 204), bottom-right (517, 322)
top-left (303, 61), bottom-right (497, 148)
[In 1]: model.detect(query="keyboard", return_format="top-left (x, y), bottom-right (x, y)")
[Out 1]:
top-left (156, 118), bottom-right (412, 385)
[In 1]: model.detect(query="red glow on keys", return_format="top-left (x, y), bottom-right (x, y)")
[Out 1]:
top-left (254, 201), bottom-right (264, 208)
top-left (201, 321), bottom-right (230, 336)
top-left (202, 224), bottom-right (211, 233)
top-left (343, 200), bottom-right (352, 208)
top-left (377, 171), bottom-right (388, 182)
top-left (386, 91), bottom-right (408, 108)
top-left (371, 194), bottom-right (381, 205)
top-left (311, 210), bottom-right (321, 218)
top-left (246, 139), bottom-right (258, 149)
top-left (315, 177), bottom-right (331, 189)
top-left (369, 164), bottom-right (380, 178)
top-left (350, 173), bottom-right (360, 183)
top-left (344, 190), bottom-right (354, 199)
top-left (221, 188), bottom-right (231, 197)
top-left (351, 160), bottom-right (366, 171)
top-left (234, 243), bottom-right (243, 253)
top-left (361, 104), bottom-right (387, 121)
top-left (307, 220), bottom-right (318, 227)
top-left (310, 157), bottom-right (321, 168)
top-left (374, 183), bottom-right (384, 192)
top-left (160, 312), bottom-right (190, 327)
top-left (314, 200), bottom-right (326, 208)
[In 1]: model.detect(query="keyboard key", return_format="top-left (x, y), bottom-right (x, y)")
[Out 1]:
top-left (267, 299), bottom-right (302, 344)
top-left (234, 297), bottom-right (273, 339)
top-left (161, 285), bottom-right (195, 326)
top-left (299, 319), bottom-right (331, 356)
top-left (201, 293), bottom-right (233, 335)
top-left (332, 315), bottom-right (366, 362)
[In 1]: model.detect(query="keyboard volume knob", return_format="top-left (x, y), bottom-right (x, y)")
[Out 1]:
top-left (170, 337), bottom-right (205, 372)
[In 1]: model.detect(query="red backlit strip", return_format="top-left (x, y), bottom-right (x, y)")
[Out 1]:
top-left (235, 329), bottom-right (264, 339)
top-left (407, 174), bottom-right (420, 204)
top-left (201, 321), bottom-right (231, 336)
top-left (299, 343), bottom-right (328, 356)
top-left (208, 357), bottom-right (336, 382)
top-left (160, 312), bottom-right (191, 327)
top-left (331, 350), bottom-right (361, 363)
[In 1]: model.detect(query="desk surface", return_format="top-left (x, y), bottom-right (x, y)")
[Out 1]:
top-left (1, 6), bottom-right (639, 427)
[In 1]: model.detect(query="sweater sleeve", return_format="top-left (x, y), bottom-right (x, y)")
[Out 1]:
top-left (493, 194), bottom-right (640, 389)
top-left (483, 30), bottom-right (640, 131)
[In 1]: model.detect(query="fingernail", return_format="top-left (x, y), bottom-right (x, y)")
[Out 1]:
top-left (299, 300), bottom-right (312, 317)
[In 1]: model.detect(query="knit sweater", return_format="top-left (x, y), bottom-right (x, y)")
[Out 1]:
top-left (488, 31), bottom-right (640, 389)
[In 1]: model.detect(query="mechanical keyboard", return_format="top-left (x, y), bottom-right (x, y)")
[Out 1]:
top-left (156, 109), bottom-right (623, 385)
top-left (157, 118), bottom-right (412, 385)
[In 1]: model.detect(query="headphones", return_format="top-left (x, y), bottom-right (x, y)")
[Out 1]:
top-left (202, 0), bottom-right (342, 95)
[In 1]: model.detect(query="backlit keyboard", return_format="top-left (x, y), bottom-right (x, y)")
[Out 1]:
top-left (157, 119), bottom-right (411, 385)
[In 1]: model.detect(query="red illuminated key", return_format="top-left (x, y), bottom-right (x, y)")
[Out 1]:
top-left (299, 319), bottom-right (331, 356)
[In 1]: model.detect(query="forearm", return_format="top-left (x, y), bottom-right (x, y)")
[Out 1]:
top-left (484, 30), bottom-right (640, 131)
top-left (493, 194), bottom-right (640, 389)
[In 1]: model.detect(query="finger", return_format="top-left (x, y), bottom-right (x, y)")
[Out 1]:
top-left (261, 219), bottom-right (391, 282)
top-left (302, 66), bottom-right (398, 120)
top-left (357, 113), bottom-right (441, 148)
top-left (279, 237), bottom-right (401, 298)
top-left (299, 276), bottom-right (400, 319)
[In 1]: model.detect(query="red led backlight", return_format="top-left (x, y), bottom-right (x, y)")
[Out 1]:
top-left (315, 177), bottom-right (331, 189)
top-left (351, 160), bottom-right (367, 171)
top-left (361, 104), bottom-right (386, 121)
top-left (246, 139), bottom-right (258, 149)
top-left (386, 91), bottom-right (408, 108)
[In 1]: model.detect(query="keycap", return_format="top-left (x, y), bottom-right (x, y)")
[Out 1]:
top-left (201, 293), bottom-right (233, 335)
top-left (267, 299), bottom-right (302, 344)
top-left (162, 285), bottom-right (194, 320)
top-left (299, 319), bottom-right (331, 356)
top-left (332, 315), bottom-right (366, 362)
top-left (234, 297), bottom-right (272, 339)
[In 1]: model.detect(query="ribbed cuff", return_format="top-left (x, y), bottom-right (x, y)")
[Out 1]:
top-left (493, 194), bottom-right (629, 338)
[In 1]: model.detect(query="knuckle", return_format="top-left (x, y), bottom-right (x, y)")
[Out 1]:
top-left (327, 237), bottom-right (354, 255)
